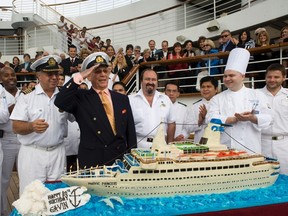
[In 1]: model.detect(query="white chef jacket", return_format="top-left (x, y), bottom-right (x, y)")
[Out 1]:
top-left (208, 85), bottom-right (272, 154)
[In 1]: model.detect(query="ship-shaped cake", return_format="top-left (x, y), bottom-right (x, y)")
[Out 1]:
top-left (61, 119), bottom-right (280, 198)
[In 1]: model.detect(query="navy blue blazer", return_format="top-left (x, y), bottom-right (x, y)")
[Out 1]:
top-left (60, 57), bottom-right (81, 76)
top-left (54, 79), bottom-right (137, 168)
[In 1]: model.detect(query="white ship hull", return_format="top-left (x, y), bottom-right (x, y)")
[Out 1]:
top-left (61, 155), bottom-right (279, 198)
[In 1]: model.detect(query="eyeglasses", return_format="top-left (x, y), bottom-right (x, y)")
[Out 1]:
top-left (134, 50), bottom-right (140, 52)
top-left (221, 34), bottom-right (230, 38)
top-left (203, 44), bottom-right (210, 47)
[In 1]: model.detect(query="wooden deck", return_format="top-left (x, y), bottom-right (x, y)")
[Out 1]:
top-left (6, 171), bottom-right (19, 215)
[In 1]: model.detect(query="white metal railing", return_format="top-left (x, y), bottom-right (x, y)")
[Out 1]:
top-left (0, 36), bottom-right (24, 55)
top-left (0, 0), bottom-right (261, 55)
top-left (88, 0), bottom-right (259, 45)
top-left (1, 0), bottom-right (140, 22)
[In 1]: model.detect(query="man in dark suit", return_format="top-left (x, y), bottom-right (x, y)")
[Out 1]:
top-left (218, 30), bottom-right (236, 73)
top-left (55, 52), bottom-right (137, 168)
top-left (154, 40), bottom-right (170, 79)
top-left (60, 45), bottom-right (80, 77)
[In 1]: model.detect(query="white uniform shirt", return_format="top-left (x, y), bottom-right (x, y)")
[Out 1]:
top-left (172, 101), bottom-right (187, 139)
top-left (0, 85), bottom-right (10, 124)
top-left (260, 86), bottom-right (288, 136)
top-left (63, 121), bottom-right (80, 156)
top-left (129, 89), bottom-right (175, 149)
top-left (10, 84), bottom-right (69, 147)
top-left (0, 89), bottom-right (21, 138)
top-left (182, 98), bottom-right (210, 143)
top-left (208, 86), bottom-right (272, 153)
top-left (108, 73), bottom-right (120, 90)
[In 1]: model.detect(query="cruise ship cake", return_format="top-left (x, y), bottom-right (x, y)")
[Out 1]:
top-left (61, 119), bottom-right (280, 198)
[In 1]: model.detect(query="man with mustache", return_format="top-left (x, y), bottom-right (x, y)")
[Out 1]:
top-left (129, 69), bottom-right (176, 149)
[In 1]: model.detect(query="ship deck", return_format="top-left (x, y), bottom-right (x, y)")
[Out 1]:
top-left (7, 171), bottom-right (19, 215)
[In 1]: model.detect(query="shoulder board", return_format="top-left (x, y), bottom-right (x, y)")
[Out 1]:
top-left (193, 99), bottom-right (202, 105)
top-left (21, 87), bottom-right (35, 95)
top-left (177, 101), bottom-right (187, 107)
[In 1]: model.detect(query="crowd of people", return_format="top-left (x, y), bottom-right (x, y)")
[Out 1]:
top-left (1, 21), bottom-right (288, 94)
top-left (0, 19), bottom-right (287, 214)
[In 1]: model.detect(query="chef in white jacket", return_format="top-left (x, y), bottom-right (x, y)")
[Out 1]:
top-left (208, 48), bottom-right (272, 153)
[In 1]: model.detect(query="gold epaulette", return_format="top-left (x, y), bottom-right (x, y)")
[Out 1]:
top-left (21, 87), bottom-right (35, 95)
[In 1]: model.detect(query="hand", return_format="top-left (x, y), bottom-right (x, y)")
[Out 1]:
top-left (174, 134), bottom-right (184, 141)
top-left (32, 119), bottom-right (49, 133)
top-left (70, 66), bottom-right (78, 72)
top-left (198, 104), bottom-right (207, 126)
top-left (80, 64), bottom-right (100, 79)
top-left (21, 68), bottom-right (28, 73)
top-left (234, 111), bottom-right (257, 123)
top-left (231, 37), bottom-right (239, 45)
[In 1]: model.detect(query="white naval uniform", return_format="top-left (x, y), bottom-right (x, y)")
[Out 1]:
top-left (172, 101), bottom-right (187, 139)
top-left (260, 86), bottom-right (288, 174)
top-left (208, 85), bottom-right (272, 154)
top-left (63, 121), bottom-right (80, 156)
top-left (0, 88), bottom-right (21, 214)
top-left (182, 98), bottom-right (210, 143)
top-left (129, 90), bottom-right (175, 149)
top-left (0, 85), bottom-right (10, 212)
top-left (108, 73), bottom-right (120, 90)
top-left (10, 84), bottom-right (69, 195)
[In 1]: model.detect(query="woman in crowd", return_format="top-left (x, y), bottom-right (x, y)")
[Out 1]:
top-left (196, 36), bottom-right (207, 55)
top-left (167, 42), bottom-right (189, 92)
top-left (112, 52), bottom-right (129, 81)
top-left (71, 27), bottom-right (81, 53)
top-left (79, 30), bottom-right (89, 50)
top-left (10, 56), bottom-right (21, 73)
top-left (254, 30), bottom-right (273, 88)
top-left (167, 42), bottom-right (188, 78)
top-left (183, 40), bottom-right (198, 77)
top-left (138, 48), bottom-right (154, 73)
top-left (197, 39), bottom-right (220, 76)
top-left (79, 48), bottom-right (91, 60)
top-left (236, 29), bottom-right (255, 49)
top-left (106, 45), bottom-right (116, 63)
top-left (279, 26), bottom-right (288, 42)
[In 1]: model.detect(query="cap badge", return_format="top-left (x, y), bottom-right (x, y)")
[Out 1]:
top-left (95, 56), bottom-right (104, 63)
top-left (48, 57), bottom-right (57, 66)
